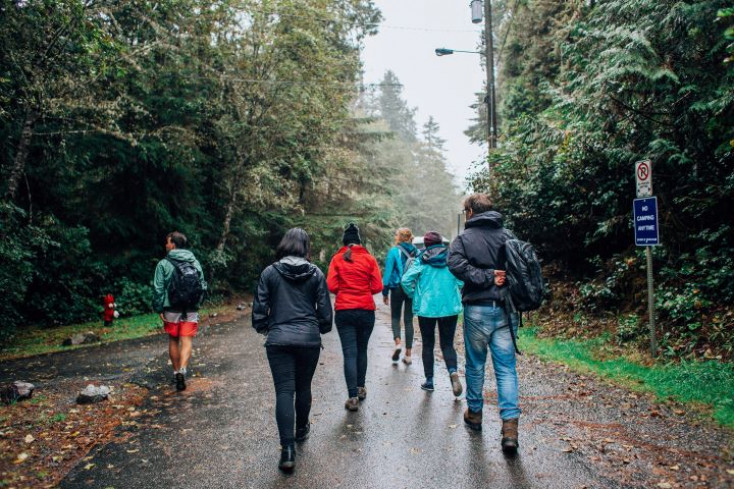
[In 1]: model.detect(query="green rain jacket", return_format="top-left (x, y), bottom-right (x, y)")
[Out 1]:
top-left (152, 249), bottom-right (206, 313)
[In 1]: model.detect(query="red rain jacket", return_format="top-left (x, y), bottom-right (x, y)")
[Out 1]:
top-left (327, 245), bottom-right (383, 311)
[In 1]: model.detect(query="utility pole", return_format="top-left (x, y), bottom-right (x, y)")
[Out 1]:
top-left (484, 0), bottom-right (497, 152)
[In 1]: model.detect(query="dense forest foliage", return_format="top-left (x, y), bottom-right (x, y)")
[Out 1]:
top-left (0, 0), bottom-right (459, 337)
top-left (467, 0), bottom-right (734, 359)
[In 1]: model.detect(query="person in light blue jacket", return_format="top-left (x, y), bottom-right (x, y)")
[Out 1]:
top-left (401, 231), bottom-right (464, 396)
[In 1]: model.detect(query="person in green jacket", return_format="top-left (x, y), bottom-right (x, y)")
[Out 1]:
top-left (152, 231), bottom-right (207, 391)
top-left (401, 231), bottom-right (464, 396)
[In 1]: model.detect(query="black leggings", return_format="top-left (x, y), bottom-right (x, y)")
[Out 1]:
top-left (418, 315), bottom-right (459, 379)
top-left (390, 287), bottom-right (414, 348)
top-left (335, 309), bottom-right (375, 398)
top-left (265, 345), bottom-right (321, 447)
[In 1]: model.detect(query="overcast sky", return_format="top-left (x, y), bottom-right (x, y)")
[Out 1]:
top-left (361, 0), bottom-right (486, 184)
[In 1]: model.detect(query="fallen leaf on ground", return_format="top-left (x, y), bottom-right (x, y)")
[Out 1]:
top-left (24, 434), bottom-right (34, 443)
top-left (657, 483), bottom-right (672, 489)
top-left (13, 452), bottom-right (29, 464)
top-left (84, 463), bottom-right (95, 470)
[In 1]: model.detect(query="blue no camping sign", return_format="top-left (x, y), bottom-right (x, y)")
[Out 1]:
top-left (633, 197), bottom-right (659, 246)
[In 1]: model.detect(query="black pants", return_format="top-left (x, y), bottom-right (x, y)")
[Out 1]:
top-left (390, 287), bottom-right (414, 348)
top-left (418, 315), bottom-right (459, 379)
top-left (265, 345), bottom-right (321, 447)
top-left (335, 309), bottom-right (375, 398)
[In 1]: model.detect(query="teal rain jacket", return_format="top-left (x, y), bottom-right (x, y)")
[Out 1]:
top-left (382, 242), bottom-right (417, 295)
top-left (401, 244), bottom-right (463, 318)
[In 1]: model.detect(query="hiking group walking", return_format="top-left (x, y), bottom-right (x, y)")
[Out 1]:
top-left (153, 193), bottom-right (535, 474)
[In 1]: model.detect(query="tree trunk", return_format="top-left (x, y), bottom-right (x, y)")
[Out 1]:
top-left (4, 111), bottom-right (38, 201)
top-left (216, 191), bottom-right (236, 253)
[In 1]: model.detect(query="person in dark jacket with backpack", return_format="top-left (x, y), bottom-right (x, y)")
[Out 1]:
top-left (382, 227), bottom-right (417, 364)
top-left (447, 194), bottom-right (521, 454)
top-left (252, 228), bottom-right (333, 473)
top-left (152, 231), bottom-right (207, 392)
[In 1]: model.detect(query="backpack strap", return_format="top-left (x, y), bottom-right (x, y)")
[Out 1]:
top-left (502, 291), bottom-right (522, 355)
top-left (397, 246), bottom-right (411, 260)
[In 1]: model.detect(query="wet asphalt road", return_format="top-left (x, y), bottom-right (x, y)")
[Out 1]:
top-left (54, 304), bottom-right (733, 489)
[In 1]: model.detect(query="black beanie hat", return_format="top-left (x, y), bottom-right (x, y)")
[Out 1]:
top-left (343, 223), bottom-right (361, 245)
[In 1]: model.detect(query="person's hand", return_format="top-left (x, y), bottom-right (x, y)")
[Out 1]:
top-left (494, 270), bottom-right (507, 287)
top-left (382, 295), bottom-right (389, 305)
top-left (159, 313), bottom-right (165, 321)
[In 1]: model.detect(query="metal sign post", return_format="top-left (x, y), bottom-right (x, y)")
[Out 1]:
top-left (634, 160), bottom-right (658, 358)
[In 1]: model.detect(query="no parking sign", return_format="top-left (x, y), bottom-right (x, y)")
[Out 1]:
top-left (636, 160), bottom-right (652, 198)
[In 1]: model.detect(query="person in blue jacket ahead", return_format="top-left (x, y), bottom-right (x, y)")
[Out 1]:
top-left (383, 227), bottom-right (418, 364)
top-left (401, 231), bottom-right (464, 396)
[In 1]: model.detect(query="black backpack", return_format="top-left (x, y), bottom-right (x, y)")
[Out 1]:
top-left (166, 258), bottom-right (204, 311)
top-left (504, 239), bottom-right (544, 312)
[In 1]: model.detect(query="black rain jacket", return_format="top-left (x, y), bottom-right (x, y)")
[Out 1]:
top-left (252, 257), bottom-right (333, 347)
top-left (447, 211), bottom-right (515, 305)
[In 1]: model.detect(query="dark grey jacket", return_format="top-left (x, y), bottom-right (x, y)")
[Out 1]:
top-left (252, 257), bottom-right (333, 347)
top-left (448, 211), bottom-right (515, 305)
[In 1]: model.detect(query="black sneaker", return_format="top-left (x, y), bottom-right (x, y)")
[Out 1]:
top-left (295, 422), bottom-right (311, 442)
top-left (421, 381), bottom-right (434, 392)
top-left (175, 372), bottom-right (186, 391)
top-left (279, 445), bottom-right (295, 473)
top-left (391, 348), bottom-right (402, 362)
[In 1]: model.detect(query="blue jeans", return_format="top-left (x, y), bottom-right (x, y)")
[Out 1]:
top-left (464, 304), bottom-right (521, 420)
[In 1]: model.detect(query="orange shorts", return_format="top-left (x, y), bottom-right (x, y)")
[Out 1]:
top-left (164, 320), bottom-right (198, 337)
top-left (162, 311), bottom-right (199, 337)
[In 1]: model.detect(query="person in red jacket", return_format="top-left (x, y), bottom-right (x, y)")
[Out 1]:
top-left (327, 223), bottom-right (383, 411)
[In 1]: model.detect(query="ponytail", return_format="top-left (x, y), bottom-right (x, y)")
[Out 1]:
top-left (344, 243), bottom-right (354, 262)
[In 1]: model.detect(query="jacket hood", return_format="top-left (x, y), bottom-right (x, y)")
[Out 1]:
top-left (420, 244), bottom-right (448, 268)
top-left (167, 249), bottom-right (197, 262)
top-left (465, 210), bottom-right (504, 229)
top-left (273, 256), bottom-right (318, 282)
top-left (398, 242), bottom-right (417, 255)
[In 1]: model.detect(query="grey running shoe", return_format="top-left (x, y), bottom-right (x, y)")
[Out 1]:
top-left (450, 372), bottom-right (463, 397)
top-left (344, 397), bottom-right (359, 411)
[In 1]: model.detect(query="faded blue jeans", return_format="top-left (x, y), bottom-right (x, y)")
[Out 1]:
top-left (464, 304), bottom-right (521, 420)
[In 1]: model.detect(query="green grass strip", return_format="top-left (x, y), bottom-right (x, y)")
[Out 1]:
top-left (519, 328), bottom-right (734, 428)
top-left (0, 306), bottom-right (225, 362)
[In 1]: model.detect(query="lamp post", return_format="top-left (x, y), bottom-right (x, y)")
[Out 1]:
top-left (434, 45), bottom-right (494, 178)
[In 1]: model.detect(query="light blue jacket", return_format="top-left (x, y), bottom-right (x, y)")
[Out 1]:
top-left (401, 245), bottom-right (464, 318)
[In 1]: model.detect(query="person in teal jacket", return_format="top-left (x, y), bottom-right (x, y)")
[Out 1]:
top-left (401, 231), bottom-right (464, 396)
top-left (382, 227), bottom-right (417, 364)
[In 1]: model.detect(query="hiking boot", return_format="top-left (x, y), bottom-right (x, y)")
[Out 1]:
top-left (420, 381), bottom-right (434, 392)
top-left (450, 372), bottom-right (463, 397)
top-left (344, 397), bottom-right (359, 411)
top-left (175, 372), bottom-right (186, 391)
top-left (278, 445), bottom-right (295, 473)
top-left (463, 408), bottom-right (482, 431)
top-left (501, 418), bottom-right (519, 454)
top-left (391, 348), bottom-right (402, 362)
top-left (402, 355), bottom-right (412, 365)
top-left (295, 422), bottom-right (311, 442)
top-left (357, 387), bottom-right (367, 401)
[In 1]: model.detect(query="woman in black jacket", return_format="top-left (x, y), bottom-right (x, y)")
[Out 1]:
top-left (252, 228), bottom-right (333, 473)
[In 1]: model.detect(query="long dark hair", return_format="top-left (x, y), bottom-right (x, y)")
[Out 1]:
top-left (276, 228), bottom-right (311, 260)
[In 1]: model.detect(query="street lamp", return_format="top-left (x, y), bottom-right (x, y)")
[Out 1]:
top-left (435, 48), bottom-right (480, 56)
top-left (434, 44), bottom-right (496, 158)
